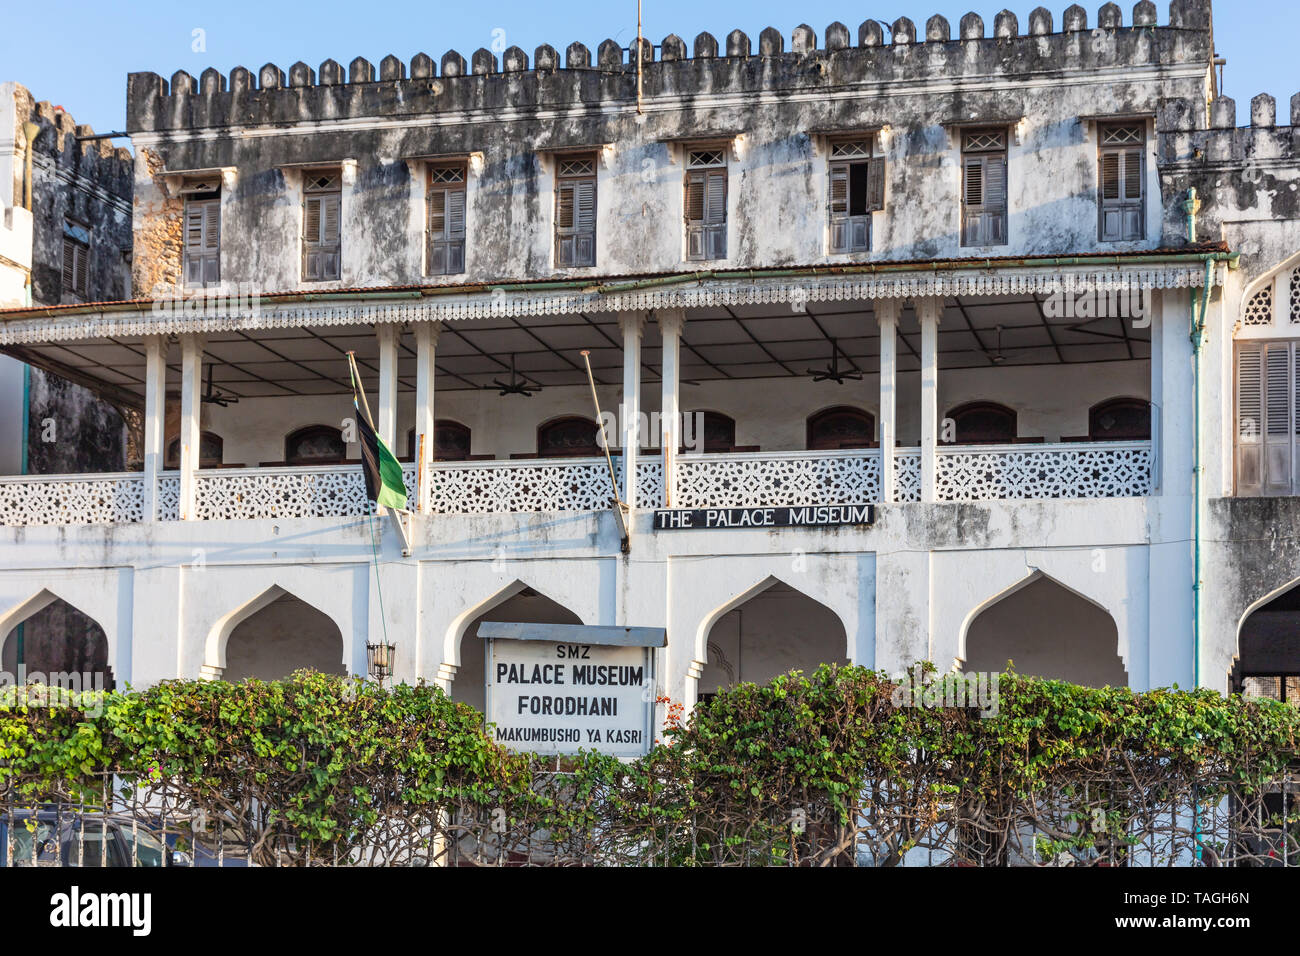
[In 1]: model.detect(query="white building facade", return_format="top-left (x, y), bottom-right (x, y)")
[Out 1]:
top-left (0, 1), bottom-right (1295, 712)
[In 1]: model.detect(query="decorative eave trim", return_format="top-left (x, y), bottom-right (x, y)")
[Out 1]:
top-left (0, 263), bottom-right (1228, 346)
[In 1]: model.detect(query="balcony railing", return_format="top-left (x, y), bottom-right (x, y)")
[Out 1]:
top-left (934, 441), bottom-right (1153, 500)
top-left (0, 442), bottom-right (1153, 526)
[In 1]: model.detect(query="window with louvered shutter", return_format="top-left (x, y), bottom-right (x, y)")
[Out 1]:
top-left (302, 171), bottom-right (342, 282)
top-left (961, 130), bottom-right (1008, 247)
top-left (184, 195), bottom-right (221, 286)
top-left (554, 155), bottom-right (596, 268)
top-left (1098, 124), bottom-right (1145, 242)
top-left (426, 165), bottom-right (466, 276)
top-left (61, 235), bottom-right (90, 299)
top-left (1235, 341), bottom-right (1300, 496)
top-left (685, 149), bottom-right (727, 261)
top-left (828, 139), bottom-right (877, 254)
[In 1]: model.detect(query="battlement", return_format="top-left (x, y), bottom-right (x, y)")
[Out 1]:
top-left (12, 84), bottom-right (133, 199)
top-left (127, 1), bottom-right (1214, 135)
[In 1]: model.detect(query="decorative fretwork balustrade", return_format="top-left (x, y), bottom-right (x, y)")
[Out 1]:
top-left (192, 464), bottom-right (418, 520)
top-left (0, 472), bottom-right (148, 525)
top-left (934, 441), bottom-right (1153, 500)
top-left (0, 442), bottom-right (1155, 525)
top-left (671, 449), bottom-right (882, 508)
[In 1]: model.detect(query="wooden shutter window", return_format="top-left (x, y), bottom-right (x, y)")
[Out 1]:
top-left (1098, 124), bottom-right (1145, 242)
top-left (961, 131), bottom-right (1008, 247)
top-left (184, 196), bottom-right (221, 286)
top-left (828, 142), bottom-right (879, 254)
top-left (426, 166), bottom-right (466, 276)
top-left (555, 155), bottom-right (596, 268)
top-left (61, 236), bottom-right (90, 299)
top-left (1235, 341), bottom-right (1300, 496)
top-left (685, 149), bottom-right (727, 261)
top-left (302, 172), bottom-right (342, 282)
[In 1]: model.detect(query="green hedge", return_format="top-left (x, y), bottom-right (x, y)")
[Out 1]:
top-left (3, 666), bottom-right (1299, 865)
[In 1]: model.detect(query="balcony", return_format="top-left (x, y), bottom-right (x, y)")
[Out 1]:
top-left (0, 441), bottom-right (1153, 526)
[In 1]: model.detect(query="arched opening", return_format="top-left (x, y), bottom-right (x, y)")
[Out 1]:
top-left (685, 410), bottom-right (743, 453)
top-left (698, 580), bottom-right (848, 701)
top-left (453, 586), bottom-right (582, 712)
top-left (1232, 584), bottom-right (1300, 703)
top-left (963, 576), bottom-right (1126, 687)
top-left (222, 591), bottom-right (346, 682)
top-left (945, 401), bottom-right (1017, 444)
top-left (166, 431), bottom-right (224, 468)
top-left (285, 424), bottom-right (345, 465)
top-left (1088, 397), bottom-right (1150, 441)
top-left (536, 416), bottom-right (600, 458)
top-left (407, 420), bottom-right (472, 461)
top-left (0, 595), bottom-right (114, 690)
top-left (806, 405), bottom-right (876, 450)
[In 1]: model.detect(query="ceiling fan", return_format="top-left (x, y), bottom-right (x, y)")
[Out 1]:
top-left (201, 363), bottom-right (238, 406)
top-left (989, 325), bottom-right (1007, 365)
top-left (806, 338), bottom-right (863, 384)
top-left (489, 354), bottom-right (540, 397)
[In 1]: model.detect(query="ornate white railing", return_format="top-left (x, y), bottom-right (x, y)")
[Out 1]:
top-left (427, 457), bottom-right (616, 514)
top-left (893, 451), bottom-right (922, 503)
top-left (671, 449), bottom-right (882, 508)
top-left (0, 442), bottom-right (1154, 524)
top-left (0, 471), bottom-right (148, 525)
top-left (934, 441), bottom-right (1153, 500)
top-left (192, 464), bottom-right (418, 520)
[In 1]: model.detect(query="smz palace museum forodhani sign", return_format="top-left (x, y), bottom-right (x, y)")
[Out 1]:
top-left (478, 622), bottom-right (665, 758)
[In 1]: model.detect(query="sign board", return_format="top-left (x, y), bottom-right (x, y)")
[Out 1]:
top-left (479, 622), bottom-right (663, 758)
top-left (653, 503), bottom-right (874, 531)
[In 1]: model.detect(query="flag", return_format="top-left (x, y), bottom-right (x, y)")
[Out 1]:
top-left (348, 368), bottom-right (407, 512)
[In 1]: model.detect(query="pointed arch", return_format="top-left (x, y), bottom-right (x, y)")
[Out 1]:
top-left (0, 587), bottom-right (114, 688)
top-left (693, 575), bottom-right (849, 697)
top-left (444, 579), bottom-right (584, 712)
top-left (1240, 248), bottom-right (1300, 309)
top-left (1230, 576), bottom-right (1300, 697)
top-left (959, 570), bottom-right (1126, 687)
top-left (203, 582), bottom-right (346, 680)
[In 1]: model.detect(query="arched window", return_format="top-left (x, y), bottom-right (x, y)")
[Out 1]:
top-left (685, 410), bottom-right (737, 453)
top-left (537, 416), bottom-right (600, 458)
top-left (1088, 398), bottom-right (1150, 441)
top-left (408, 420), bottom-right (472, 461)
top-left (946, 402), bottom-right (1017, 444)
top-left (165, 431), bottom-right (223, 468)
top-left (806, 406), bottom-right (876, 450)
top-left (285, 425), bottom-right (345, 465)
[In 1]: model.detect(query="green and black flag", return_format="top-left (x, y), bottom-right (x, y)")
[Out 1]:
top-left (347, 354), bottom-right (408, 511)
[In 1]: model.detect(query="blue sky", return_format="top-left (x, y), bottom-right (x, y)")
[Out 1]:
top-left (1, 1), bottom-right (1293, 138)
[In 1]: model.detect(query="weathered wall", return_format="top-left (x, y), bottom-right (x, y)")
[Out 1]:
top-left (124, 2), bottom-right (1216, 294)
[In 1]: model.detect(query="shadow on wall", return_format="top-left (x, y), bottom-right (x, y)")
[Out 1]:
top-left (223, 592), bottom-right (346, 682)
top-left (698, 580), bottom-right (848, 698)
top-left (963, 576), bottom-right (1127, 688)
top-left (0, 598), bottom-right (115, 689)
top-left (453, 589), bottom-right (582, 714)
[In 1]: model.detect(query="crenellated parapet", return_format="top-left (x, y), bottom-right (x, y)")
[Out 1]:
top-left (12, 85), bottom-right (132, 200)
top-left (126, 2), bottom-right (1214, 134)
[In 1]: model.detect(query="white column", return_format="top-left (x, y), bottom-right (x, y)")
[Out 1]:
top-left (658, 309), bottom-right (685, 507)
top-left (141, 335), bottom-right (167, 521)
top-left (178, 334), bottom-right (204, 520)
top-left (876, 299), bottom-right (901, 504)
top-left (917, 297), bottom-right (942, 503)
top-left (376, 324), bottom-right (399, 449)
top-left (619, 312), bottom-right (645, 510)
top-left (413, 323), bottom-right (441, 513)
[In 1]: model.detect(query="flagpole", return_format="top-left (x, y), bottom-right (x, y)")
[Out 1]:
top-left (345, 351), bottom-right (377, 429)
top-left (582, 350), bottom-right (629, 553)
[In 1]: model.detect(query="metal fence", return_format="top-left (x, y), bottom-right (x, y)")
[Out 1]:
top-left (3, 769), bottom-right (1296, 867)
